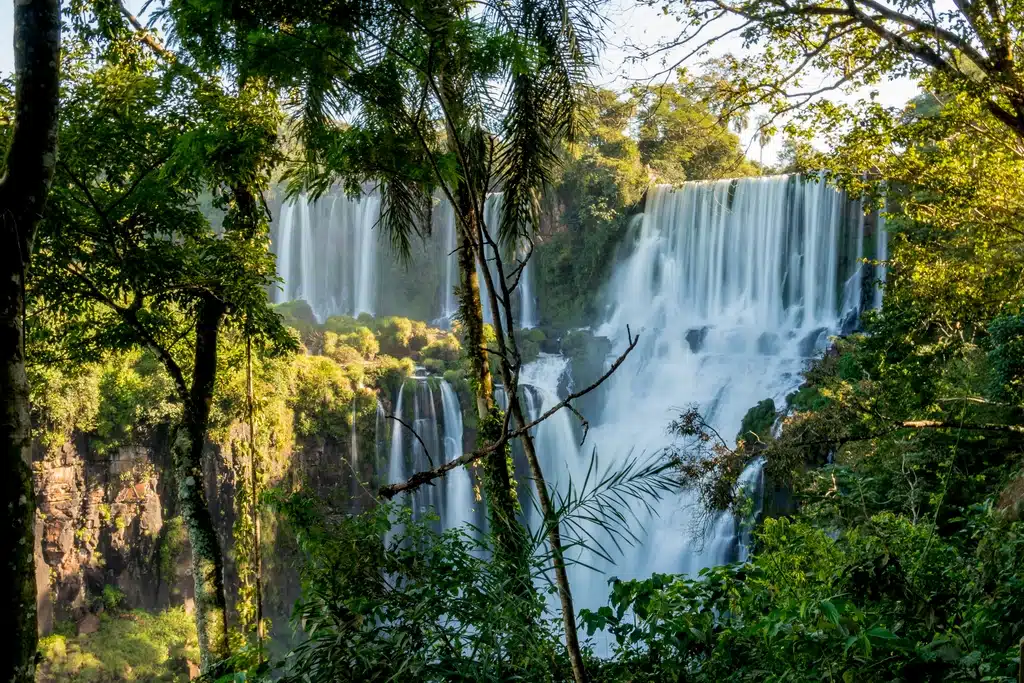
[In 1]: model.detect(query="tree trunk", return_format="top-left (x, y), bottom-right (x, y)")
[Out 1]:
top-left (0, 1), bottom-right (61, 680)
top-left (174, 296), bottom-right (230, 672)
top-left (512, 407), bottom-right (588, 683)
top-left (456, 202), bottom-right (528, 570)
top-left (470, 211), bottom-right (589, 683)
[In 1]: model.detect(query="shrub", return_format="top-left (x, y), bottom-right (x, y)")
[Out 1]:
top-left (290, 355), bottom-right (357, 440)
top-left (37, 608), bottom-right (198, 682)
top-left (421, 333), bottom-right (461, 364)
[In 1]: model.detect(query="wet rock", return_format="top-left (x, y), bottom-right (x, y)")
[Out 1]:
top-left (798, 327), bottom-right (829, 357)
top-left (757, 332), bottom-right (781, 356)
top-left (685, 327), bottom-right (709, 353)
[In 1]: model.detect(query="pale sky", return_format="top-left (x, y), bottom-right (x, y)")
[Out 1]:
top-left (0, 0), bottom-right (917, 163)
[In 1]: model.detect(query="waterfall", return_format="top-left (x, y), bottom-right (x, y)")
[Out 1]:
top-left (530, 174), bottom-right (871, 607)
top-left (440, 381), bottom-right (475, 533)
top-left (387, 385), bottom-right (406, 487)
top-left (271, 189), bottom-right (381, 321)
top-left (520, 251), bottom-right (537, 329)
top-left (436, 198), bottom-right (459, 325)
top-left (874, 210), bottom-right (888, 310)
top-left (436, 192), bottom-right (537, 329)
top-left (272, 202), bottom-right (295, 303)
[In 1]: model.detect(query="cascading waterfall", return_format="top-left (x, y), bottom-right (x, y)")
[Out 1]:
top-left (387, 378), bottom-right (481, 534)
top-left (525, 174), bottom-right (885, 608)
top-left (436, 198), bottom-right (460, 324)
top-left (440, 381), bottom-right (476, 533)
top-left (435, 192), bottom-right (537, 329)
top-left (271, 189), bottom-right (381, 320)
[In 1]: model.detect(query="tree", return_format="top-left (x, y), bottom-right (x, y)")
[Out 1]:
top-left (0, 0), bottom-right (61, 680)
top-left (632, 81), bottom-right (759, 182)
top-left (31, 35), bottom-right (289, 672)
top-left (160, 0), bottom-right (607, 678)
top-left (656, 0), bottom-right (1024, 143)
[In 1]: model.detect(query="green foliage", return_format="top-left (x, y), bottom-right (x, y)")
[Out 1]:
top-left (537, 136), bottom-right (648, 329)
top-left (156, 517), bottom-right (187, 581)
top-left (289, 355), bottom-right (358, 440)
top-left (28, 350), bottom-right (178, 455)
top-left (421, 334), bottom-right (461, 364)
top-left (582, 508), bottom-right (1024, 682)
top-left (29, 364), bottom-right (101, 455)
top-left (736, 398), bottom-right (776, 445)
top-left (100, 585), bottom-right (126, 613)
top-left (260, 495), bottom-right (568, 682)
top-left (988, 314), bottom-right (1024, 404)
top-left (632, 82), bottom-right (760, 183)
top-left (273, 302), bottom-right (320, 347)
top-left (37, 608), bottom-right (199, 682)
top-left (93, 351), bottom-right (178, 455)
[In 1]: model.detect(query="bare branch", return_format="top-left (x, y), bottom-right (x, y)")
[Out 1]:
top-left (377, 326), bottom-right (640, 499)
top-left (385, 414), bottom-right (435, 468)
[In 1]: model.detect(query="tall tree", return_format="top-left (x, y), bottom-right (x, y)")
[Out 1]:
top-left (162, 0), bottom-right (599, 677)
top-left (31, 36), bottom-right (288, 672)
top-left (0, 0), bottom-right (61, 680)
top-left (656, 0), bottom-right (1024, 143)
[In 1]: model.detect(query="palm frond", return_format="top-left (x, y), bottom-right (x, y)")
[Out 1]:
top-left (529, 449), bottom-right (679, 569)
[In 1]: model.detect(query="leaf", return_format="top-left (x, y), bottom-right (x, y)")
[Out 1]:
top-left (820, 599), bottom-right (840, 625)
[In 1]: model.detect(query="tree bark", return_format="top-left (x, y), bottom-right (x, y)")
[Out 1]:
top-left (456, 194), bottom-right (528, 570)
top-left (473, 246), bottom-right (589, 683)
top-left (0, 1), bottom-right (61, 680)
top-left (174, 295), bottom-right (230, 672)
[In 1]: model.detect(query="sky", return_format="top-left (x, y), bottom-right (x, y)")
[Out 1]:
top-left (0, 0), bottom-right (917, 163)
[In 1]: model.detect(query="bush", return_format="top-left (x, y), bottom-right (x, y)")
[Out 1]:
top-left (423, 358), bottom-right (445, 375)
top-left (988, 313), bottom-right (1024, 402)
top-left (290, 355), bottom-right (357, 440)
top-left (367, 355), bottom-right (415, 399)
top-left (257, 495), bottom-right (569, 683)
top-left (37, 608), bottom-right (199, 682)
top-left (737, 398), bottom-right (776, 445)
top-left (373, 316), bottom-right (415, 357)
top-left (421, 334), bottom-right (461, 364)
top-left (94, 351), bottom-right (178, 454)
top-left (274, 300), bottom-right (320, 346)
top-left (30, 364), bottom-right (102, 454)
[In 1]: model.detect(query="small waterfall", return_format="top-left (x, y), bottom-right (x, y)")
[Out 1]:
top-left (436, 198), bottom-right (459, 325)
top-left (272, 202), bottom-right (295, 302)
top-left (435, 192), bottom-right (537, 329)
top-left (412, 381), bottom-right (442, 527)
top-left (271, 189), bottom-right (381, 321)
top-left (440, 381), bottom-right (475, 533)
top-left (519, 355), bottom-right (581, 496)
top-left (874, 210), bottom-right (888, 310)
top-left (520, 251), bottom-right (537, 329)
top-left (387, 385), bottom-right (406, 487)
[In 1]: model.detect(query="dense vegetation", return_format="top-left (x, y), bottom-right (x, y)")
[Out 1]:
top-left (1, 0), bottom-right (1023, 680)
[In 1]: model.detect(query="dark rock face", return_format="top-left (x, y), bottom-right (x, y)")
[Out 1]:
top-left (685, 327), bottom-right (709, 353)
top-left (798, 327), bottom-right (829, 357)
top-left (33, 425), bottom-right (365, 639)
top-left (33, 431), bottom-right (189, 630)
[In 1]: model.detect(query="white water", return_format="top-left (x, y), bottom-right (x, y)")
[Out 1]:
top-left (271, 189), bottom-right (381, 320)
top-left (512, 174), bottom-right (881, 608)
top-left (435, 192), bottom-right (537, 329)
top-left (436, 198), bottom-right (460, 323)
top-left (440, 381), bottom-right (476, 533)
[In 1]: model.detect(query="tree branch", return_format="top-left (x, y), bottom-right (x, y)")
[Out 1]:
top-left (378, 327), bottom-right (640, 499)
